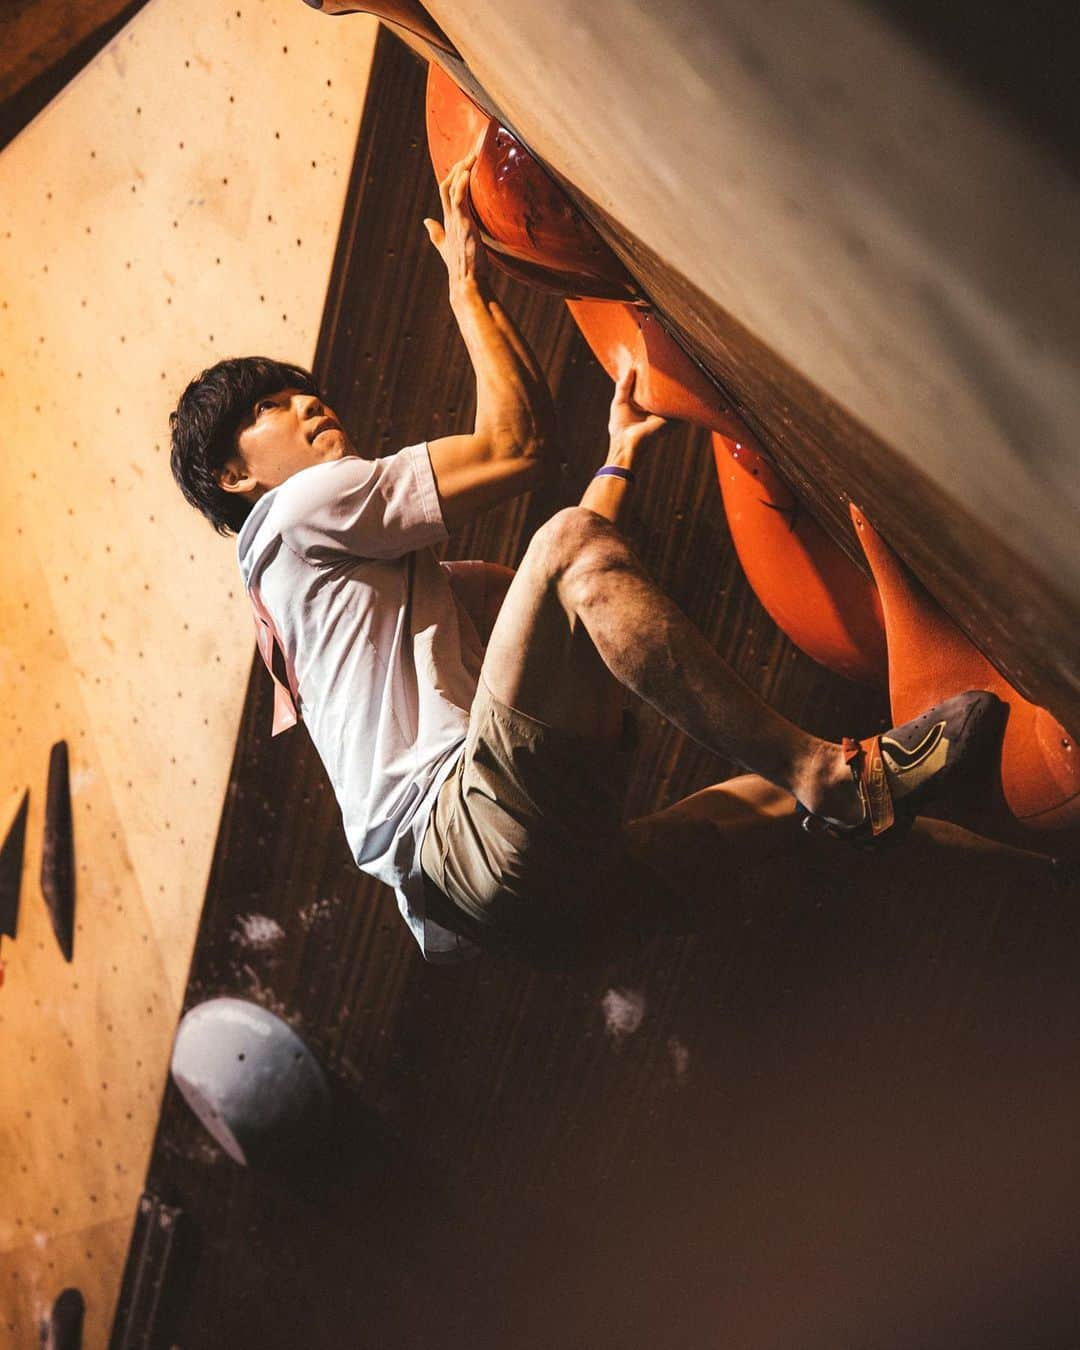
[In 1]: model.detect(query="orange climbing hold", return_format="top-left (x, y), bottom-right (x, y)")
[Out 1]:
top-left (716, 438), bottom-right (887, 688)
top-left (567, 299), bottom-right (738, 430)
top-left (426, 64), bottom-right (635, 299)
top-left (426, 61), bottom-right (489, 182)
top-left (568, 296), bottom-right (888, 687)
top-left (468, 123), bottom-right (636, 299)
top-left (851, 505), bottom-right (1080, 856)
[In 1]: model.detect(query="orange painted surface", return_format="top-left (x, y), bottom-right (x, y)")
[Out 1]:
top-left (426, 63), bottom-right (636, 299)
top-left (851, 505), bottom-right (1080, 854)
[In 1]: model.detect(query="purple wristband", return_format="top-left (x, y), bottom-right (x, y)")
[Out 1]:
top-left (593, 465), bottom-right (636, 484)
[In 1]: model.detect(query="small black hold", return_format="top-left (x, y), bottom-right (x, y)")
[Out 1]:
top-left (44, 1287), bottom-right (84, 1350)
top-left (0, 789), bottom-right (28, 940)
top-left (41, 742), bottom-right (75, 963)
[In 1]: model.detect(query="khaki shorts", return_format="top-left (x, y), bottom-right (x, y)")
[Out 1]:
top-left (420, 678), bottom-right (630, 953)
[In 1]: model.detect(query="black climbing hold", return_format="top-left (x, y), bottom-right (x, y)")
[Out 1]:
top-left (41, 741), bottom-right (75, 962)
top-left (0, 789), bottom-right (28, 941)
top-left (45, 1287), bottom-right (85, 1350)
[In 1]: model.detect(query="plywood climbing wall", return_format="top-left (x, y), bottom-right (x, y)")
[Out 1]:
top-left (0, 1), bottom-right (377, 1343)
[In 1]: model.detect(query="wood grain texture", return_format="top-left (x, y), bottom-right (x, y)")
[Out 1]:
top-left (123, 32), bottom-right (1080, 1350)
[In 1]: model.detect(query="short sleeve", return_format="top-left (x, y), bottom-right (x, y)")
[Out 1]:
top-left (272, 445), bottom-right (447, 564)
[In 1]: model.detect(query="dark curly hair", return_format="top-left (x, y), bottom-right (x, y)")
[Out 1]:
top-left (170, 356), bottom-right (323, 535)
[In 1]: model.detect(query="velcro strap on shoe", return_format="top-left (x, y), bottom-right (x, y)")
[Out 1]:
top-left (860, 735), bottom-right (896, 836)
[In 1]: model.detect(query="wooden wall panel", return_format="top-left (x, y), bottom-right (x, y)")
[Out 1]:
top-left (0, 2), bottom-right (377, 1343)
top-left (129, 33), bottom-right (1077, 1350)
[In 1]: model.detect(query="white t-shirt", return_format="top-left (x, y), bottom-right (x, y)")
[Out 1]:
top-left (235, 446), bottom-right (484, 961)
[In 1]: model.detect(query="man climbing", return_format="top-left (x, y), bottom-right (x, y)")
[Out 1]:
top-left (169, 154), bottom-right (998, 960)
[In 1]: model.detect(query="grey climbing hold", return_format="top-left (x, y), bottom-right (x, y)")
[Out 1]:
top-left (170, 997), bottom-right (331, 1166)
